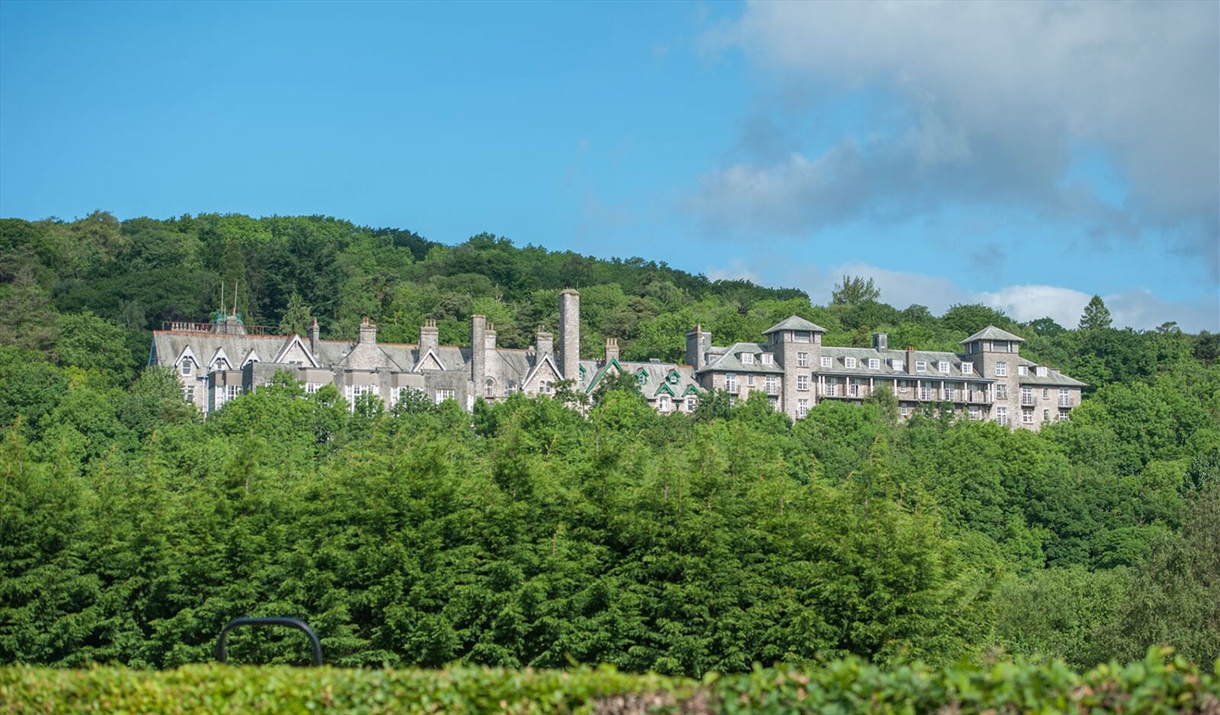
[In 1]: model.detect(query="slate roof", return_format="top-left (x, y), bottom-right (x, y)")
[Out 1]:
top-left (697, 343), bottom-right (784, 375)
top-left (583, 358), bottom-right (700, 399)
top-left (763, 315), bottom-right (827, 335)
top-left (961, 325), bottom-right (1026, 344)
top-left (818, 346), bottom-right (990, 381)
top-left (1016, 357), bottom-right (1088, 387)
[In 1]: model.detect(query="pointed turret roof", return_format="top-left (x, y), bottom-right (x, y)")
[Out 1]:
top-left (762, 315), bottom-right (827, 334)
top-left (960, 326), bottom-right (1026, 344)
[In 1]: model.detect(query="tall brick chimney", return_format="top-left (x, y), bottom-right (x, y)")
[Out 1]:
top-left (559, 290), bottom-right (580, 380)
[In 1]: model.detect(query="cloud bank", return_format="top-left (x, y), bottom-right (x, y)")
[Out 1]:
top-left (698, 1), bottom-right (1219, 275)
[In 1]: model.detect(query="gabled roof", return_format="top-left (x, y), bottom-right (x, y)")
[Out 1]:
top-left (240, 348), bottom-right (261, 368)
top-left (960, 326), bottom-right (1026, 344)
top-left (174, 345), bottom-right (199, 366)
top-left (413, 348), bottom-right (445, 372)
top-left (763, 315), bottom-right (827, 335)
top-left (521, 353), bottom-right (562, 390)
top-left (208, 347), bottom-right (232, 370)
top-left (272, 335), bottom-right (319, 368)
top-left (697, 342), bottom-right (784, 375)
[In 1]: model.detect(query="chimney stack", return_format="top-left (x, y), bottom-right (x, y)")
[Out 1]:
top-left (471, 314), bottom-right (487, 385)
top-left (358, 317), bottom-right (377, 345)
top-left (907, 345), bottom-right (915, 375)
top-left (559, 290), bottom-right (580, 380)
top-left (605, 337), bottom-right (620, 362)
top-left (873, 333), bottom-right (888, 351)
top-left (309, 317), bottom-right (320, 354)
top-left (420, 319), bottom-right (439, 355)
top-left (536, 326), bottom-right (554, 357)
top-left (685, 324), bottom-right (711, 369)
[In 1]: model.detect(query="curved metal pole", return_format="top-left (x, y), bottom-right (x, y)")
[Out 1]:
top-left (216, 617), bottom-right (323, 666)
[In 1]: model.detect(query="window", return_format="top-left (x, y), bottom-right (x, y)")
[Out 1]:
top-left (821, 356), bottom-right (832, 368)
top-left (667, 372), bottom-right (679, 385)
top-left (658, 395), bottom-right (672, 411)
top-left (305, 382), bottom-right (324, 394)
top-left (747, 375), bottom-right (755, 387)
top-left (1043, 409), bottom-right (1050, 422)
top-left (226, 384), bottom-right (241, 403)
top-left (435, 388), bottom-right (455, 404)
top-left (1058, 409), bottom-right (1070, 421)
top-left (845, 357), bottom-right (857, 369)
top-left (916, 361), bottom-right (927, 372)
top-left (348, 384), bottom-right (376, 408)
top-left (868, 358), bottom-right (880, 370)
top-left (796, 374), bottom-right (810, 391)
top-left (796, 352), bottom-right (809, 367)
top-left (996, 384), bottom-right (1008, 400)
top-left (183, 385), bottom-right (194, 401)
top-left (765, 376), bottom-right (778, 394)
top-left (741, 353), bottom-right (754, 365)
top-left (797, 398), bottom-right (810, 418)
top-left (1036, 366), bottom-right (1048, 377)
top-left (1022, 408), bottom-right (1034, 424)
top-left (1043, 388), bottom-right (1050, 398)
top-left (761, 353), bottom-right (774, 365)
top-left (725, 373), bottom-right (738, 392)
top-left (961, 363), bottom-right (973, 374)
top-left (1021, 386), bottom-right (1033, 406)
top-left (996, 406), bottom-right (1008, 426)
top-left (898, 379), bottom-right (911, 392)
top-left (485, 378), bottom-right (496, 397)
top-left (539, 381), bottom-right (552, 394)
top-left (893, 360), bottom-right (904, 372)
top-left (943, 383), bottom-right (955, 401)
top-left (1018, 365), bottom-right (1028, 376)
top-left (938, 361), bottom-right (950, 373)
top-left (180, 361), bottom-right (193, 376)
top-left (919, 384), bottom-right (933, 401)
top-left (968, 405), bottom-right (981, 421)
top-left (994, 341), bottom-right (1009, 352)
top-left (901, 405), bottom-right (913, 418)
top-left (1059, 388), bottom-right (1071, 407)
top-left (793, 332), bottom-right (811, 343)
top-left (995, 361), bottom-right (1007, 377)
top-left (686, 395), bottom-right (697, 411)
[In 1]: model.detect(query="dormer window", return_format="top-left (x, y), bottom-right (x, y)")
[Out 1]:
top-left (845, 357), bottom-right (857, 369)
top-left (916, 361), bottom-right (927, 372)
top-left (1036, 366), bottom-right (1047, 377)
top-left (961, 363), bottom-right (973, 374)
top-left (893, 359), bottom-right (904, 372)
top-left (741, 353), bottom-right (754, 365)
top-left (938, 361), bottom-right (949, 373)
top-left (1018, 365), bottom-right (1028, 376)
top-left (868, 358), bottom-right (879, 370)
top-left (821, 356), bottom-right (832, 368)
top-left (761, 353), bottom-right (774, 365)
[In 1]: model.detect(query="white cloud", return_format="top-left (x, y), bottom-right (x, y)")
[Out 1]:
top-left (699, 1), bottom-right (1219, 273)
top-left (768, 260), bottom-right (1220, 332)
top-left (705, 258), bottom-right (762, 284)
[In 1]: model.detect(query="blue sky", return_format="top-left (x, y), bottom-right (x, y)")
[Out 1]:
top-left (2, 1), bottom-right (1217, 331)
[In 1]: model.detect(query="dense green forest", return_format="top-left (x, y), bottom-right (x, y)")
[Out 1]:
top-left (1, 212), bottom-right (1218, 674)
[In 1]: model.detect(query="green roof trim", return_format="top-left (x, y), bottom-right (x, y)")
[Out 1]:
top-left (653, 383), bottom-right (676, 397)
top-left (583, 358), bottom-right (624, 393)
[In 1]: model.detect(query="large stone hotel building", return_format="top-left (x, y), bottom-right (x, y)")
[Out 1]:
top-left (151, 290), bottom-right (1085, 430)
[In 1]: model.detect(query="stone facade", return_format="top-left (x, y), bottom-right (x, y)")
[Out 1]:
top-left (151, 293), bottom-right (1084, 430)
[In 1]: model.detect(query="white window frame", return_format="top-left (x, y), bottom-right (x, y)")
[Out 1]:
top-left (796, 374), bottom-right (810, 391)
top-left (435, 388), bottom-right (455, 404)
top-left (761, 353), bottom-right (774, 365)
top-left (916, 361), bottom-right (927, 372)
top-left (1059, 388), bottom-right (1071, 407)
top-left (961, 362), bottom-right (973, 374)
top-left (180, 361), bottom-right (193, 376)
top-left (820, 356), bottom-right (832, 369)
top-left (1022, 408), bottom-right (1034, 424)
top-left (995, 361), bottom-right (1008, 377)
top-left (686, 395), bottom-right (697, 411)
top-left (996, 406), bottom-right (1008, 426)
top-left (868, 358), bottom-right (880, 370)
top-left (183, 385), bottom-right (195, 401)
top-left (725, 373), bottom-right (738, 392)
top-left (996, 384), bottom-right (1008, 400)
top-left (845, 357), bottom-right (857, 369)
top-left (764, 376), bottom-right (778, 394)
top-left (1018, 365), bottom-right (1028, 376)
top-left (797, 398), bottom-right (810, 418)
top-left (893, 360), bottom-right (904, 372)
top-left (658, 394), bottom-right (672, 411)
top-left (796, 352), bottom-right (808, 367)
top-left (741, 353), bottom-right (754, 365)
top-left (938, 361), bottom-right (950, 374)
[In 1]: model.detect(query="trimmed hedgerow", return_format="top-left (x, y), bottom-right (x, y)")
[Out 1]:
top-left (2, 648), bottom-right (1216, 714)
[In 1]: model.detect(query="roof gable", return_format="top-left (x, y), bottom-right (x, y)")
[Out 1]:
top-left (273, 335), bottom-right (319, 367)
top-left (414, 348), bottom-right (445, 372)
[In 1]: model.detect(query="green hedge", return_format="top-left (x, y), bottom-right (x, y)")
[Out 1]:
top-left (3, 648), bottom-right (1217, 714)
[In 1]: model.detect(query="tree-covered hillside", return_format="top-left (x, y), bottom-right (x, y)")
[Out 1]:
top-left (1, 212), bottom-right (1218, 673)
